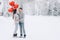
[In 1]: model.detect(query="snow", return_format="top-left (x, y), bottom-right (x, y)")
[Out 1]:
top-left (0, 15), bottom-right (60, 40)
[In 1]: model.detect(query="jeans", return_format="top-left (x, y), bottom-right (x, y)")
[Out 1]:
top-left (19, 22), bottom-right (26, 35)
top-left (14, 23), bottom-right (19, 34)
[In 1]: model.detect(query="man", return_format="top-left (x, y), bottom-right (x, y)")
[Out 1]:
top-left (18, 8), bottom-right (26, 38)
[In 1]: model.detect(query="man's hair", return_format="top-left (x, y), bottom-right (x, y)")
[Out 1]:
top-left (19, 8), bottom-right (23, 10)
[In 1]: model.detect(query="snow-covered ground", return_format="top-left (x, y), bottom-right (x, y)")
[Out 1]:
top-left (0, 15), bottom-right (60, 40)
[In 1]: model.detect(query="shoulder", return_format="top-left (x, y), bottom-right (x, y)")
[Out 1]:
top-left (14, 14), bottom-right (18, 17)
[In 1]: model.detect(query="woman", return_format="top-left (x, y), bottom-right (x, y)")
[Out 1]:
top-left (13, 9), bottom-right (19, 37)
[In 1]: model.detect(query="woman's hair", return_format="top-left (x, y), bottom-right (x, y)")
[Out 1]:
top-left (13, 9), bottom-right (17, 15)
top-left (13, 9), bottom-right (17, 19)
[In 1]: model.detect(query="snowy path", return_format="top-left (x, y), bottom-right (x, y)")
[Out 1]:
top-left (0, 15), bottom-right (60, 40)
